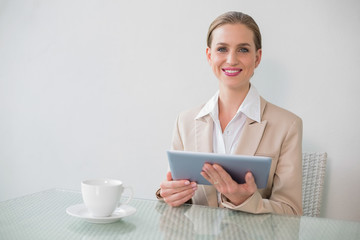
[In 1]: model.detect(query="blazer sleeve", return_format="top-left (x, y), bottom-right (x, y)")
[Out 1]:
top-left (155, 115), bottom-right (185, 200)
top-left (171, 114), bottom-right (185, 151)
top-left (221, 117), bottom-right (303, 215)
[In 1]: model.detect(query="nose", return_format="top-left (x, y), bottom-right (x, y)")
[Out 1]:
top-left (226, 51), bottom-right (239, 66)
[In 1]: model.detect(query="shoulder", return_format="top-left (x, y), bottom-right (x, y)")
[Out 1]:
top-left (177, 104), bottom-right (205, 123)
top-left (174, 104), bottom-right (209, 139)
top-left (261, 97), bottom-right (302, 128)
top-left (257, 98), bottom-right (303, 158)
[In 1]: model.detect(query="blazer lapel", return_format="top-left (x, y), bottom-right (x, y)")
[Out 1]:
top-left (195, 115), bottom-right (213, 152)
top-left (234, 97), bottom-right (268, 156)
top-left (194, 115), bottom-right (217, 206)
top-left (235, 119), bottom-right (267, 155)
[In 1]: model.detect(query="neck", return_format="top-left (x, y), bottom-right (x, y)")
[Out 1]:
top-left (218, 84), bottom-right (250, 114)
top-left (217, 84), bottom-right (250, 132)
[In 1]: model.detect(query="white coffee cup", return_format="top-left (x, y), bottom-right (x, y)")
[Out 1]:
top-left (81, 179), bottom-right (133, 217)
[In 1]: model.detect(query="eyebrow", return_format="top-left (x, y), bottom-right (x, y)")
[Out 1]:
top-left (216, 42), bottom-right (251, 47)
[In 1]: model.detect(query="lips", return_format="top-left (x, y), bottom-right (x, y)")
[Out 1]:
top-left (222, 68), bottom-right (242, 76)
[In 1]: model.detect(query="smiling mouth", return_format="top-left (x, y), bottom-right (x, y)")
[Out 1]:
top-left (222, 68), bottom-right (242, 76)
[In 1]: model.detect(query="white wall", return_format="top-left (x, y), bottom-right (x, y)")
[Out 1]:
top-left (0, 0), bottom-right (359, 221)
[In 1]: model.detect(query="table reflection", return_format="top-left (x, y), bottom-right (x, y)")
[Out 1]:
top-left (1, 189), bottom-right (358, 240)
top-left (156, 202), bottom-right (300, 240)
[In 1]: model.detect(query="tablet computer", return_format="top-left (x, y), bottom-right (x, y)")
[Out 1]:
top-left (167, 150), bottom-right (272, 189)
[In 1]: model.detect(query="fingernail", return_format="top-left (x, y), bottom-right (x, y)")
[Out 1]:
top-left (185, 181), bottom-right (190, 185)
top-left (191, 182), bottom-right (197, 187)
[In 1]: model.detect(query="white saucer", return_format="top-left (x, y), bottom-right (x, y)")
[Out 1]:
top-left (66, 204), bottom-right (136, 224)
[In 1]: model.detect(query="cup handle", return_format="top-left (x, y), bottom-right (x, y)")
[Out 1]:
top-left (119, 186), bottom-right (133, 206)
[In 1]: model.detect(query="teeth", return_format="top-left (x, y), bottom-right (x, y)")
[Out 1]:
top-left (224, 70), bottom-right (240, 73)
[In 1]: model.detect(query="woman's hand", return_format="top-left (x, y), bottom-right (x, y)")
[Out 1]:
top-left (160, 171), bottom-right (197, 207)
top-left (201, 163), bottom-right (257, 206)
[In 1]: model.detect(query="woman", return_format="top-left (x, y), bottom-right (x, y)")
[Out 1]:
top-left (157, 11), bottom-right (302, 215)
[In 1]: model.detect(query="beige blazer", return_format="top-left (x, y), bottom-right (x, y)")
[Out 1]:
top-left (171, 97), bottom-right (303, 215)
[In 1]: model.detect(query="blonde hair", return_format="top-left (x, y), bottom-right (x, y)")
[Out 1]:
top-left (207, 11), bottom-right (262, 50)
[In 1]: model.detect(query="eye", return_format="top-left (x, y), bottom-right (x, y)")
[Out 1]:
top-left (239, 48), bottom-right (249, 53)
top-left (217, 47), bottom-right (227, 53)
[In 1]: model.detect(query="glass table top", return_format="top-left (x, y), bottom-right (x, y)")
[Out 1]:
top-left (0, 189), bottom-right (359, 239)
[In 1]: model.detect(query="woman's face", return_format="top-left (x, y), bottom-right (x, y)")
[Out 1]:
top-left (206, 23), bottom-right (262, 91)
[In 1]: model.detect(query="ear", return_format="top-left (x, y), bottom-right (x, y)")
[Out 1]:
top-left (254, 49), bottom-right (262, 68)
top-left (206, 47), bottom-right (212, 65)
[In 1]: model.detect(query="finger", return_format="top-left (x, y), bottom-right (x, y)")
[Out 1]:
top-left (168, 192), bottom-right (195, 207)
top-left (245, 171), bottom-right (256, 187)
top-left (164, 188), bottom-right (195, 207)
top-left (160, 183), bottom-right (192, 197)
top-left (166, 171), bottom-right (173, 181)
top-left (160, 179), bottom-right (191, 189)
top-left (201, 169), bottom-right (222, 186)
top-left (202, 163), bottom-right (220, 179)
top-left (202, 163), bottom-right (223, 184)
top-left (160, 181), bottom-right (197, 198)
top-left (169, 191), bottom-right (195, 207)
top-left (200, 171), bottom-right (211, 183)
top-left (167, 193), bottom-right (194, 207)
top-left (213, 164), bottom-right (233, 183)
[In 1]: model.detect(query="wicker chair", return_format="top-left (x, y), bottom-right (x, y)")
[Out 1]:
top-left (302, 152), bottom-right (327, 217)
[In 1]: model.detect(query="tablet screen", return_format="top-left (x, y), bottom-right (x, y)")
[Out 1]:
top-left (167, 150), bottom-right (271, 189)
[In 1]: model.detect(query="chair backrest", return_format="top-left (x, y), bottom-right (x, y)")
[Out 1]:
top-left (302, 152), bottom-right (327, 217)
